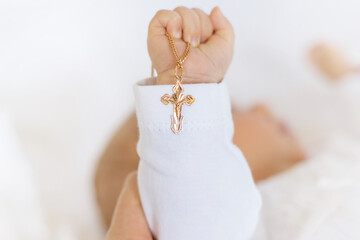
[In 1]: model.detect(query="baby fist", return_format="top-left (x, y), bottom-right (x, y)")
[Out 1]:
top-left (148, 6), bottom-right (234, 85)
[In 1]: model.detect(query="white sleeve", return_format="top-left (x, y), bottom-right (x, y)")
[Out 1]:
top-left (134, 78), bottom-right (262, 240)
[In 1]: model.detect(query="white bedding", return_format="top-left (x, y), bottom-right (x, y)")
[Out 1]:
top-left (257, 136), bottom-right (360, 240)
top-left (0, 111), bottom-right (48, 240)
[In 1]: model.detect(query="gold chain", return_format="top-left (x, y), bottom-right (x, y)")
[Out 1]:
top-left (165, 31), bottom-right (191, 81)
top-left (161, 31), bottom-right (195, 134)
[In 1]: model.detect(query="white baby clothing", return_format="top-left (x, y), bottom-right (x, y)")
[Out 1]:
top-left (134, 78), bottom-right (262, 240)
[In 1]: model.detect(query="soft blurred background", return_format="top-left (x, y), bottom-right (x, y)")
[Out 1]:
top-left (1, 0), bottom-right (360, 239)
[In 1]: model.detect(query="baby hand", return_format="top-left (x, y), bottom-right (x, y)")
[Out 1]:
top-left (148, 6), bottom-right (234, 84)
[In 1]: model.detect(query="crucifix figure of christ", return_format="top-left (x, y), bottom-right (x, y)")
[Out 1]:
top-left (161, 80), bottom-right (195, 134)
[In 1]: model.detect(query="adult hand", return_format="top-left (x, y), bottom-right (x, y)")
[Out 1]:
top-left (106, 172), bottom-right (152, 240)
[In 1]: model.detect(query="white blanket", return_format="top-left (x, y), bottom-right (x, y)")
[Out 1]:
top-left (257, 136), bottom-right (360, 240)
top-left (0, 111), bottom-right (48, 240)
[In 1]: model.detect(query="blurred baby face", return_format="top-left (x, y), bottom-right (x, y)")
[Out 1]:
top-left (233, 104), bottom-right (305, 182)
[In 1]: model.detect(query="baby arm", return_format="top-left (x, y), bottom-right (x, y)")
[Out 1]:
top-left (136, 7), bottom-right (261, 240)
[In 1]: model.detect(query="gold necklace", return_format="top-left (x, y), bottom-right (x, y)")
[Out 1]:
top-left (160, 32), bottom-right (195, 134)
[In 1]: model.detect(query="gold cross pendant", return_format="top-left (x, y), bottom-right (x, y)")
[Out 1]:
top-left (161, 81), bottom-right (195, 134)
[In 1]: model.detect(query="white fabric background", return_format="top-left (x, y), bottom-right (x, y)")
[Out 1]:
top-left (257, 136), bottom-right (360, 240)
top-left (0, 111), bottom-right (49, 240)
top-left (0, 0), bottom-right (360, 239)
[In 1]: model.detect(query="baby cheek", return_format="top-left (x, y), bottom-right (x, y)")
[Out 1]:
top-left (252, 121), bottom-right (293, 156)
top-left (233, 115), bottom-right (283, 154)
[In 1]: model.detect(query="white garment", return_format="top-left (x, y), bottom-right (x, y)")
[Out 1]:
top-left (134, 78), bottom-right (262, 240)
